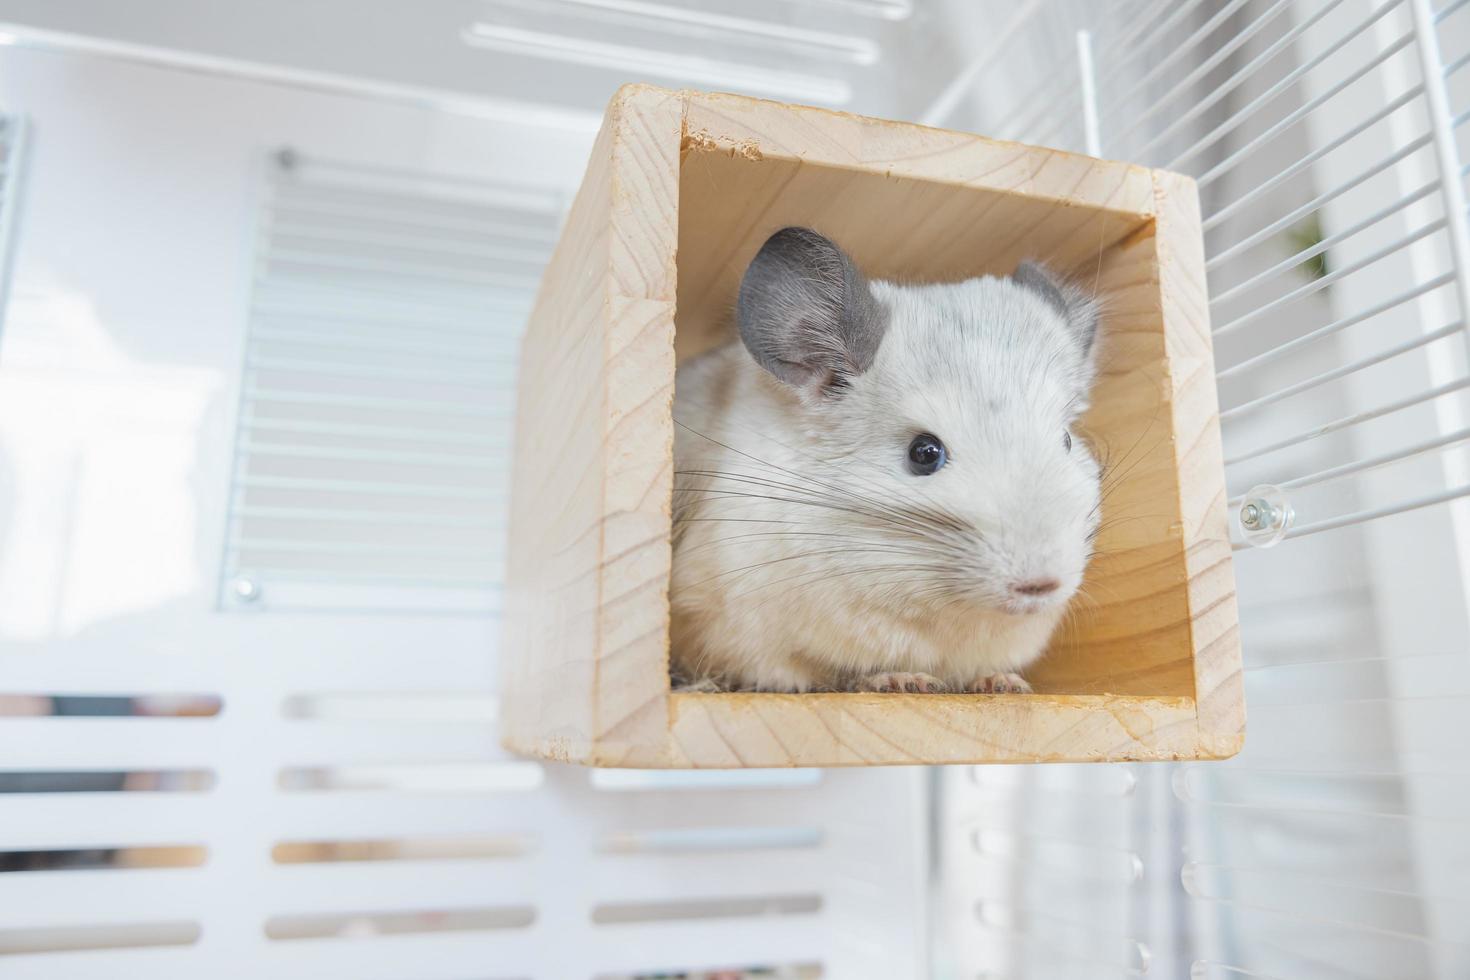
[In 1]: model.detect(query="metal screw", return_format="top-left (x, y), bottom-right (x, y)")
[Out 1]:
top-left (1238, 484), bottom-right (1292, 548)
top-left (1240, 498), bottom-right (1284, 533)
top-left (233, 577), bottom-right (261, 603)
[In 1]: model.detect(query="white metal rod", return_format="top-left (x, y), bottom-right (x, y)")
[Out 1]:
top-left (1281, 483), bottom-right (1470, 541)
top-left (1091, 0), bottom-right (1199, 87)
top-left (1099, 0), bottom-right (1260, 127)
top-left (1211, 181), bottom-right (1439, 307)
top-left (1444, 49), bottom-right (1470, 76)
top-left (1172, 0), bottom-right (1404, 172)
top-left (1184, 862), bottom-right (1470, 899)
top-left (1114, 0), bottom-right (1304, 155)
top-left (988, 0), bottom-right (1181, 142)
top-left (1023, 1), bottom-right (1206, 148)
top-left (918, 0), bottom-right (1047, 126)
top-left (970, 0), bottom-right (1176, 145)
top-left (1409, 0), bottom-right (1470, 348)
top-left (1214, 219), bottom-right (1448, 337)
top-left (1076, 31), bottom-right (1101, 156)
top-left (1224, 377), bottom-right (1470, 465)
top-left (1271, 426), bottom-right (1470, 493)
top-left (993, 0), bottom-right (1178, 142)
top-left (529, 0), bottom-right (884, 65)
top-left (1202, 86), bottom-right (1424, 230)
top-left (1207, 134), bottom-right (1433, 266)
top-left (1176, 781), bottom-right (1470, 817)
top-left (781, 0), bottom-right (915, 20)
top-left (1194, 27), bottom-right (1417, 185)
top-left (1436, 0), bottom-right (1470, 20)
top-left (1217, 270), bottom-right (1450, 381)
top-left (1023, 0), bottom-right (1193, 147)
top-left (462, 23), bottom-right (851, 105)
top-left (1132, 0), bottom-right (1349, 160)
top-left (1241, 649), bottom-right (1464, 674)
top-left (1221, 319), bottom-right (1463, 420)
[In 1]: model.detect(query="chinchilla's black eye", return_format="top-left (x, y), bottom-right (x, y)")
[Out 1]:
top-left (1063, 430), bottom-right (1073, 452)
top-left (907, 433), bottom-right (947, 475)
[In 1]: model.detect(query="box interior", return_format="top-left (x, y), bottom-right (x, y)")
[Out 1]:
top-left (671, 144), bottom-right (1196, 700)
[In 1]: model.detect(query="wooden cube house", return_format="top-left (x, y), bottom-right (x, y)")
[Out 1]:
top-left (500, 85), bottom-right (1244, 768)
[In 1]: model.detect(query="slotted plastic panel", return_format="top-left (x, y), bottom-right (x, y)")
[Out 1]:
top-left (0, 43), bottom-right (925, 980)
top-left (220, 153), bottom-right (560, 614)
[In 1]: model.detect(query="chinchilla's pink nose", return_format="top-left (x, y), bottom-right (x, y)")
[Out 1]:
top-left (1011, 578), bottom-right (1060, 597)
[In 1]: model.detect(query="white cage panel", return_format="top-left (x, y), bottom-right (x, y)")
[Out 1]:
top-left (0, 43), bottom-right (926, 980)
top-left (220, 152), bottom-right (559, 615)
top-left (3, 0), bottom-right (1470, 977)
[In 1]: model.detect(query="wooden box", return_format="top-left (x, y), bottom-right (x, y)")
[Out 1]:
top-left (500, 85), bottom-right (1243, 768)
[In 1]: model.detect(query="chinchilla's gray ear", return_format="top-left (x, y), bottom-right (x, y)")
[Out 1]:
top-left (1013, 261), bottom-right (1101, 362)
top-left (736, 227), bottom-right (889, 395)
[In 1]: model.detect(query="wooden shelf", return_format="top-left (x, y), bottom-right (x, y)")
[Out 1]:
top-left (499, 84), bottom-right (1244, 768)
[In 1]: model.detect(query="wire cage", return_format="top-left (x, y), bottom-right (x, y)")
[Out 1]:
top-left (0, 1), bottom-right (1467, 978)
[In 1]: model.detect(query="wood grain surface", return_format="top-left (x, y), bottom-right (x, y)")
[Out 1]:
top-left (500, 85), bottom-right (1243, 767)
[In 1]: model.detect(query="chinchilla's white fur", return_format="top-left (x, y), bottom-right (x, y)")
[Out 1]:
top-left (671, 234), bottom-right (1102, 694)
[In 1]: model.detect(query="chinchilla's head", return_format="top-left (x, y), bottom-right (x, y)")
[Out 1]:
top-left (736, 226), bottom-right (1103, 616)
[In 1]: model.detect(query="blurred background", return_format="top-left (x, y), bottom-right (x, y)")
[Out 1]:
top-left (0, 1), bottom-right (1468, 977)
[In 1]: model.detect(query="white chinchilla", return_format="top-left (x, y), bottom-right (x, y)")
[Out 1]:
top-left (671, 226), bottom-right (1103, 694)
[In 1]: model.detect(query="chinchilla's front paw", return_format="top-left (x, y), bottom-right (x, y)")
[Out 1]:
top-left (966, 672), bottom-right (1033, 694)
top-left (857, 671), bottom-right (948, 693)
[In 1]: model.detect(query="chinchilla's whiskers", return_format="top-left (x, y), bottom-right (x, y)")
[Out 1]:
top-left (680, 458), bottom-right (962, 535)
top-left (676, 487), bottom-right (939, 546)
top-left (1062, 586), bottom-right (1104, 637)
top-left (676, 470), bottom-right (937, 537)
top-left (676, 419), bottom-right (972, 534)
top-left (677, 529), bottom-right (917, 561)
top-left (756, 552), bottom-right (980, 606)
top-left (1091, 398), bottom-right (1166, 505)
top-left (723, 559), bottom-right (952, 604)
top-left (803, 445), bottom-right (972, 531)
top-left (673, 424), bottom-right (1018, 607)
top-left (680, 520), bottom-right (979, 606)
top-left (685, 544), bottom-right (928, 591)
top-left (675, 469), bottom-right (971, 553)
